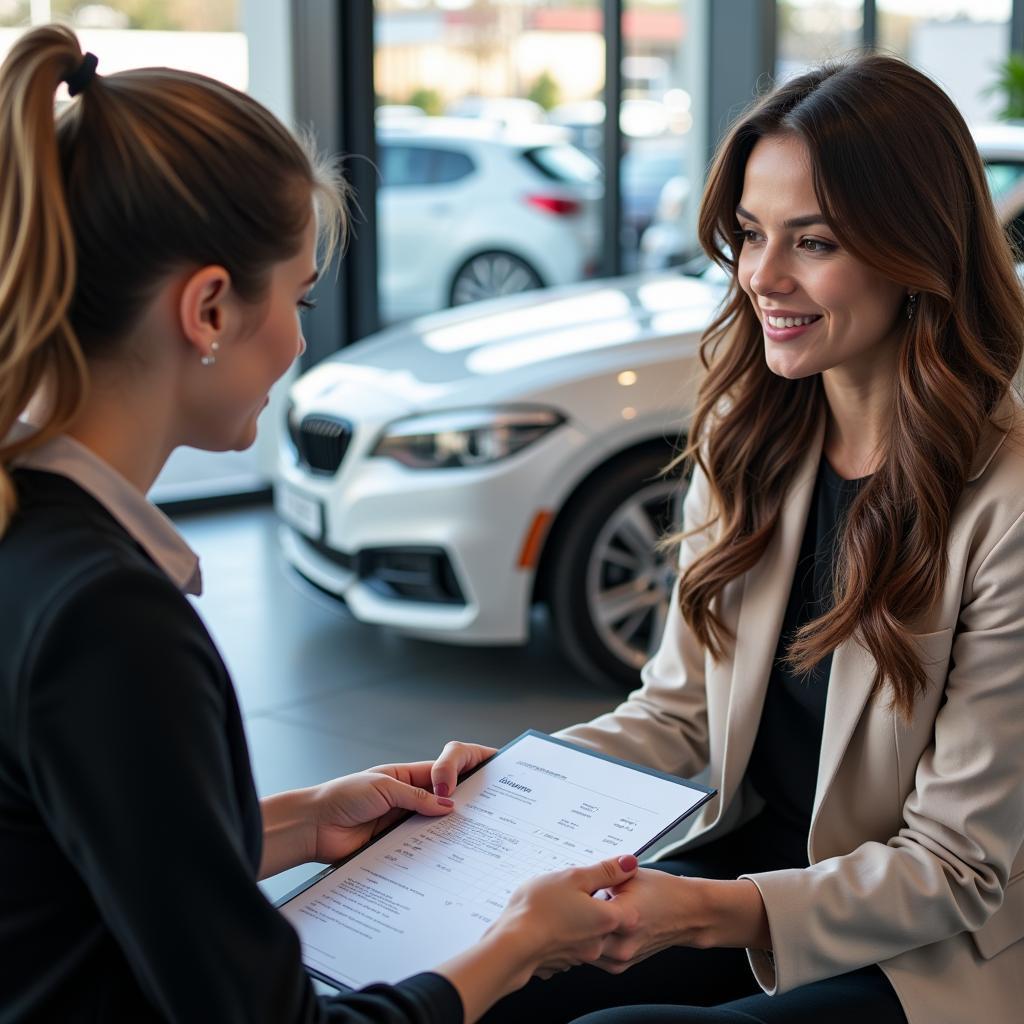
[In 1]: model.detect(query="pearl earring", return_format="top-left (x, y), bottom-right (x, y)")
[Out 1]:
top-left (906, 293), bottom-right (918, 321)
top-left (201, 341), bottom-right (220, 367)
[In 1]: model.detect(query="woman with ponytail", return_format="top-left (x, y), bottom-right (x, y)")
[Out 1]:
top-left (0, 25), bottom-right (641, 1024)
top-left (432, 55), bottom-right (1024, 1024)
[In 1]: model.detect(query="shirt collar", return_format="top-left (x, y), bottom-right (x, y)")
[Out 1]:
top-left (10, 421), bottom-right (202, 596)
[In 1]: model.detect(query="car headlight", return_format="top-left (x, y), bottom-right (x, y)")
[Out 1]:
top-left (371, 407), bottom-right (565, 470)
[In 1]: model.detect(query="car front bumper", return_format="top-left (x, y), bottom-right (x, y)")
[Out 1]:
top-left (275, 423), bottom-right (584, 645)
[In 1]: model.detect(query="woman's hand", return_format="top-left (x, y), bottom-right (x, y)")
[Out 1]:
top-left (500, 855), bottom-right (642, 980)
top-left (591, 867), bottom-right (698, 973)
top-left (429, 739), bottom-right (498, 798)
top-left (594, 871), bottom-right (772, 973)
top-left (259, 761), bottom-right (454, 878)
top-left (435, 854), bottom-right (640, 1023)
top-left (310, 761), bottom-right (455, 864)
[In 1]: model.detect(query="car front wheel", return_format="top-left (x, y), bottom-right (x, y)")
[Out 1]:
top-left (545, 448), bottom-right (686, 692)
top-left (450, 251), bottom-right (543, 306)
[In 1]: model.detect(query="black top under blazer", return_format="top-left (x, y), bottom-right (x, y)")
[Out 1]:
top-left (0, 469), bottom-right (461, 1023)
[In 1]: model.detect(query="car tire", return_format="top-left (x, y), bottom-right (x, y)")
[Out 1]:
top-left (545, 447), bottom-right (687, 692)
top-left (449, 251), bottom-right (544, 307)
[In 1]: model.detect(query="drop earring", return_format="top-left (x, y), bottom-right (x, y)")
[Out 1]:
top-left (906, 293), bottom-right (918, 321)
top-left (201, 341), bottom-right (220, 367)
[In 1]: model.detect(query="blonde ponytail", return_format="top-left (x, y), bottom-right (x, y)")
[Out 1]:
top-left (0, 24), bottom-right (90, 536)
top-left (0, 25), bottom-right (349, 540)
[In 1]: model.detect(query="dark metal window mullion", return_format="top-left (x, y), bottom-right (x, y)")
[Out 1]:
top-left (1013, 0), bottom-right (1024, 54)
top-left (292, 0), bottom-right (379, 369)
top-left (602, 0), bottom-right (623, 278)
top-left (862, 0), bottom-right (877, 49)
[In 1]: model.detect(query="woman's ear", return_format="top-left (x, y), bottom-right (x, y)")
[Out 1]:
top-left (178, 265), bottom-right (232, 363)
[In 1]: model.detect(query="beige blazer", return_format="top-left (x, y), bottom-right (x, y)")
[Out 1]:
top-left (559, 399), bottom-right (1024, 1024)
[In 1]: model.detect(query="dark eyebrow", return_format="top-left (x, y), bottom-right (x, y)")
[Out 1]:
top-left (301, 270), bottom-right (319, 288)
top-left (735, 205), bottom-right (829, 229)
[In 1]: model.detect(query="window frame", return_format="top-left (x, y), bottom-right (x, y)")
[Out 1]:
top-left (291, 1), bottom-right (781, 361)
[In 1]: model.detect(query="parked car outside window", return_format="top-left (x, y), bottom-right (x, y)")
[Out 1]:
top-left (376, 118), bottom-right (602, 325)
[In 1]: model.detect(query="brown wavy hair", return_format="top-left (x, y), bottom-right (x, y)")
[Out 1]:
top-left (676, 54), bottom-right (1024, 717)
top-left (0, 24), bottom-right (349, 536)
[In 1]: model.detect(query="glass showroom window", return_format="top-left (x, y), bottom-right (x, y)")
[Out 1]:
top-left (0, 1), bottom-right (290, 503)
top-left (776, 0), bottom-right (863, 80)
top-left (373, 0), bottom-right (604, 326)
top-left (623, 0), bottom-right (701, 274)
top-left (876, 1), bottom-right (1011, 125)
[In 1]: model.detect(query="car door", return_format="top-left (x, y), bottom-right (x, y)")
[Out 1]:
top-left (377, 142), bottom-right (475, 323)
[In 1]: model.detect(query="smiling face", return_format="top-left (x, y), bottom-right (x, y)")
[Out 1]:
top-left (736, 133), bottom-right (907, 385)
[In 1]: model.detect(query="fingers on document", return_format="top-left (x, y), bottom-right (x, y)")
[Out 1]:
top-left (386, 778), bottom-right (455, 814)
top-left (431, 740), bottom-right (495, 797)
top-left (574, 855), bottom-right (639, 894)
top-left (430, 741), bottom-right (466, 797)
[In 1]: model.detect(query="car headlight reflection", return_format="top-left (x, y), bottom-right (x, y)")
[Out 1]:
top-left (372, 407), bottom-right (565, 469)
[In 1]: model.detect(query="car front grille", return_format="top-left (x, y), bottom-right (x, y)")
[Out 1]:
top-left (292, 414), bottom-right (352, 475)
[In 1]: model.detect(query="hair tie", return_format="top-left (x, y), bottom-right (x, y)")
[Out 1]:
top-left (64, 52), bottom-right (98, 97)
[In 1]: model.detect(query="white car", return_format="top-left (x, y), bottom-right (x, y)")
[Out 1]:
top-left (443, 96), bottom-right (548, 127)
top-left (972, 123), bottom-right (1024, 239)
top-left (275, 265), bottom-right (723, 690)
top-left (377, 118), bottom-right (602, 324)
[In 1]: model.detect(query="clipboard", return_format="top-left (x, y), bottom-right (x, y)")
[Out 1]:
top-left (277, 730), bottom-right (715, 991)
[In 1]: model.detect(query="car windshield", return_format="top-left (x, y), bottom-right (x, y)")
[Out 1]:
top-left (522, 144), bottom-right (602, 184)
top-left (985, 161), bottom-right (1024, 203)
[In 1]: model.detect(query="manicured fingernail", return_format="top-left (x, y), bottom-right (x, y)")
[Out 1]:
top-left (618, 855), bottom-right (638, 871)
top-left (435, 783), bottom-right (450, 798)
top-left (437, 797), bottom-right (455, 807)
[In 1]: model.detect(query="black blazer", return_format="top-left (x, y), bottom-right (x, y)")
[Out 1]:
top-left (0, 470), bottom-right (460, 1024)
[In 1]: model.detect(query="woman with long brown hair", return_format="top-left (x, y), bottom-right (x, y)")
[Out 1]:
top-left (0, 24), bottom-right (643, 1024)
top-left (433, 54), bottom-right (1024, 1024)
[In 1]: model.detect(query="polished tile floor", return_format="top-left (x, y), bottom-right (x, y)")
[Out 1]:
top-left (175, 503), bottom-right (623, 900)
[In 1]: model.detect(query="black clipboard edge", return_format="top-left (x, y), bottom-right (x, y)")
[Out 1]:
top-left (276, 729), bottom-right (717, 991)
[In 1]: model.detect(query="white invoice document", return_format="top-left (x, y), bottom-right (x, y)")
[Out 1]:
top-left (277, 730), bottom-right (715, 990)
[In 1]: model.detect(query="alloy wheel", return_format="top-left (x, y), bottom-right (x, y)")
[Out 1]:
top-left (451, 252), bottom-right (542, 306)
top-left (583, 479), bottom-right (682, 671)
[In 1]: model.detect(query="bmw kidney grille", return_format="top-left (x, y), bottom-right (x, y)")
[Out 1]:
top-left (296, 415), bottom-right (352, 475)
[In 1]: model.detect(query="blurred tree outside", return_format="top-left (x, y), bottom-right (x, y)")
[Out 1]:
top-left (987, 52), bottom-right (1024, 120)
top-left (408, 86), bottom-right (443, 115)
top-left (527, 68), bottom-right (560, 110)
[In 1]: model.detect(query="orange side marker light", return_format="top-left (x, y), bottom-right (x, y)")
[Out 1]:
top-left (517, 510), bottom-right (554, 570)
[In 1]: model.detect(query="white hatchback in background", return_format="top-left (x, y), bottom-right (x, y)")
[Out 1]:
top-left (275, 266), bottom-right (725, 691)
top-left (443, 96), bottom-right (549, 127)
top-left (377, 118), bottom-right (602, 324)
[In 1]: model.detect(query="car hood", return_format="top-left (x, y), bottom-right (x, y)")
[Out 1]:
top-left (291, 270), bottom-right (725, 418)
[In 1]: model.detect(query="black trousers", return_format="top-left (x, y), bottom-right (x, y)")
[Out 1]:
top-left (481, 814), bottom-right (908, 1024)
